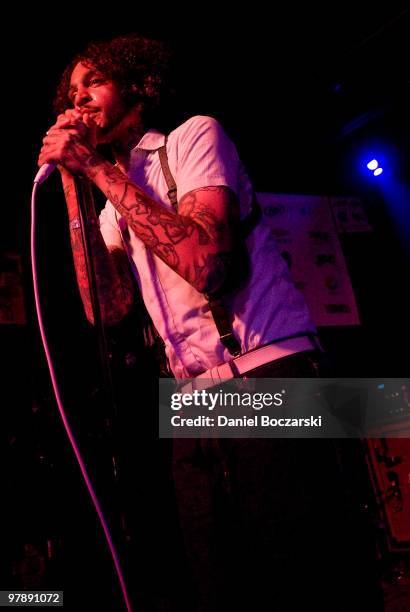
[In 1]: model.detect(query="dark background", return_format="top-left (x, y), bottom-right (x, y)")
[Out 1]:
top-left (2, 4), bottom-right (410, 609)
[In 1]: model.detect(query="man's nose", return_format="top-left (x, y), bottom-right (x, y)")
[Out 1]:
top-left (74, 86), bottom-right (92, 109)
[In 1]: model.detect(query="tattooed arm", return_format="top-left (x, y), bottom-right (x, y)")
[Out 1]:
top-left (39, 110), bottom-right (239, 294)
top-left (61, 170), bottom-right (134, 325)
top-left (83, 160), bottom-right (239, 294)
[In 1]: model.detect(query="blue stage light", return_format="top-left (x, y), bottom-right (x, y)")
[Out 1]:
top-left (367, 159), bottom-right (379, 171)
top-left (374, 168), bottom-right (383, 176)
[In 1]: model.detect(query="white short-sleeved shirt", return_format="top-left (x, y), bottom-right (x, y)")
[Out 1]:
top-left (99, 115), bottom-right (315, 378)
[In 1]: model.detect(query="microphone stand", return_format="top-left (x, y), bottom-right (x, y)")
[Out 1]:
top-left (73, 176), bottom-right (127, 534)
top-left (74, 177), bottom-right (117, 423)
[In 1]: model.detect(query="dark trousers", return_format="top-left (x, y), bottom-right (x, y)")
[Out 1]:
top-left (172, 351), bottom-right (384, 611)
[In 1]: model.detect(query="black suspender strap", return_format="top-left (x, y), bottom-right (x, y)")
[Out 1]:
top-left (157, 135), bottom-right (242, 357)
top-left (157, 136), bottom-right (178, 209)
top-left (205, 294), bottom-right (242, 356)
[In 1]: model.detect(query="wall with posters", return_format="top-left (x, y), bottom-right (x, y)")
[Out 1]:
top-left (256, 193), bottom-right (372, 327)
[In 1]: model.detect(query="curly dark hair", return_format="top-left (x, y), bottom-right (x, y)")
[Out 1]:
top-left (53, 33), bottom-right (174, 127)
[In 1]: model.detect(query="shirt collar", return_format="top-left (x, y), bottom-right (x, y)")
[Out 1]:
top-left (134, 128), bottom-right (166, 151)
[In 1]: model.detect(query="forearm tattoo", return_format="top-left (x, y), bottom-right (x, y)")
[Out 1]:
top-left (70, 228), bottom-right (134, 325)
top-left (85, 160), bottom-right (237, 293)
top-left (63, 173), bottom-right (134, 324)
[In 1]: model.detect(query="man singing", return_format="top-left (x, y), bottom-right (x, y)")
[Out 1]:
top-left (39, 33), bottom-right (383, 611)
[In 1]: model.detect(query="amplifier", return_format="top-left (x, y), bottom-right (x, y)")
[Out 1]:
top-left (366, 436), bottom-right (410, 551)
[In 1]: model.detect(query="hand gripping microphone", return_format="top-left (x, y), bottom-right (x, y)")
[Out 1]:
top-left (35, 112), bottom-right (95, 184)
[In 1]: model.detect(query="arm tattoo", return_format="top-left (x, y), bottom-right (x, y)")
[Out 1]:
top-left (69, 226), bottom-right (134, 325)
top-left (85, 160), bottom-right (238, 293)
top-left (193, 252), bottom-right (233, 295)
top-left (62, 172), bottom-right (134, 325)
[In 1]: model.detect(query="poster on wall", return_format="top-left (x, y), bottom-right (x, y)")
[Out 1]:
top-left (330, 196), bottom-right (373, 233)
top-left (256, 193), bottom-right (360, 326)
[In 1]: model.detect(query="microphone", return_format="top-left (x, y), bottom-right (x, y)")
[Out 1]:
top-left (35, 113), bottom-right (93, 184)
top-left (34, 162), bottom-right (56, 185)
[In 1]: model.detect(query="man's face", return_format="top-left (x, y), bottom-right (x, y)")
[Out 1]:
top-left (68, 62), bottom-right (132, 144)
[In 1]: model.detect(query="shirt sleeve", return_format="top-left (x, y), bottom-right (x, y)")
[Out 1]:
top-left (99, 201), bottom-right (124, 250)
top-left (175, 115), bottom-right (242, 202)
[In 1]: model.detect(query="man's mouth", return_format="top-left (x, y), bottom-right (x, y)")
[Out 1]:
top-left (80, 108), bottom-right (100, 116)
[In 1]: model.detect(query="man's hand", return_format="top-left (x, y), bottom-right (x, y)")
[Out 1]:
top-left (38, 109), bottom-right (101, 176)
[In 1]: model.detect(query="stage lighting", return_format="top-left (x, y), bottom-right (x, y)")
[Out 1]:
top-left (367, 159), bottom-right (379, 171)
top-left (374, 167), bottom-right (383, 176)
